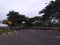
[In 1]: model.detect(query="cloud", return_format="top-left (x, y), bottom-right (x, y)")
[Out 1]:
top-left (0, 0), bottom-right (52, 20)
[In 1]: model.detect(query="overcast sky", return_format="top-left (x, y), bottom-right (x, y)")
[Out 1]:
top-left (0, 0), bottom-right (55, 21)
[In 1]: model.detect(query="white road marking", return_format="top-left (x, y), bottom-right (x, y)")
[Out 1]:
top-left (15, 31), bottom-right (18, 34)
top-left (56, 36), bottom-right (60, 38)
top-left (49, 30), bottom-right (51, 31)
top-left (30, 30), bottom-right (36, 33)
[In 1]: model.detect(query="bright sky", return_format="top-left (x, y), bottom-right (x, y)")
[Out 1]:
top-left (0, 0), bottom-right (55, 21)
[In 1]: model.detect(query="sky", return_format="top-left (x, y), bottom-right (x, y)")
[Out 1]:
top-left (0, 0), bottom-right (55, 21)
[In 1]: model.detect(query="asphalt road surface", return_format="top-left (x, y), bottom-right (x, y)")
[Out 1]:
top-left (0, 29), bottom-right (60, 45)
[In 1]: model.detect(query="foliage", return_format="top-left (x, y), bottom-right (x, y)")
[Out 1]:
top-left (2, 19), bottom-right (8, 24)
top-left (39, 0), bottom-right (60, 27)
top-left (39, 1), bottom-right (60, 21)
top-left (3, 0), bottom-right (60, 28)
top-left (7, 10), bottom-right (26, 27)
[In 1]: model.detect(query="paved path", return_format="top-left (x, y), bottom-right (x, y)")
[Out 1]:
top-left (0, 29), bottom-right (60, 45)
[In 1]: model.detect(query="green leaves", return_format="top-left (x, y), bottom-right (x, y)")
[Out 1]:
top-left (39, 1), bottom-right (60, 21)
top-left (7, 10), bottom-right (26, 27)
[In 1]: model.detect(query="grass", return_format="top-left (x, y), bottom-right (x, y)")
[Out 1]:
top-left (0, 29), bottom-right (14, 35)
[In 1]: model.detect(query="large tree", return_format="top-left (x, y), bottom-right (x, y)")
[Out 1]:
top-left (39, 0), bottom-right (60, 23)
top-left (7, 10), bottom-right (26, 27)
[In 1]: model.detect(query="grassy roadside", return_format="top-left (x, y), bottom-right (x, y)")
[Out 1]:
top-left (0, 30), bottom-right (14, 35)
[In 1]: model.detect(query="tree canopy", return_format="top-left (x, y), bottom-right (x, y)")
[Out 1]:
top-left (39, 0), bottom-right (60, 22)
top-left (7, 10), bottom-right (26, 27)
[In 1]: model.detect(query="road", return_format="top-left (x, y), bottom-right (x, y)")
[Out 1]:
top-left (0, 29), bottom-right (60, 45)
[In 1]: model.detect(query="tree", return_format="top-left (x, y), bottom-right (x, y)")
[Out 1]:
top-left (39, 1), bottom-right (54, 21)
top-left (23, 16), bottom-right (42, 27)
top-left (24, 17), bottom-right (34, 27)
top-left (39, 0), bottom-right (60, 26)
top-left (7, 10), bottom-right (26, 27)
top-left (2, 19), bottom-right (8, 24)
top-left (32, 16), bottom-right (43, 26)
